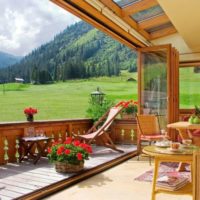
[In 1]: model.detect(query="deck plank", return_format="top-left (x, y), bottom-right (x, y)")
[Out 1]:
top-left (0, 145), bottom-right (136, 200)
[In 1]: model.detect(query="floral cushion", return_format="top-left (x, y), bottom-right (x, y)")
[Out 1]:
top-left (140, 134), bottom-right (164, 141)
top-left (191, 129), bottom-right (200, 137)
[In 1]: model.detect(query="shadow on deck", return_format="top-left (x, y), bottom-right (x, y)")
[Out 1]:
top-left (0, 145), bottom-right (137, 200)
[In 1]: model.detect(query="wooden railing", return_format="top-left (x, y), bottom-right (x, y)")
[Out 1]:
top-left (0, 119), bottom-right (92, 165)
top-left (0, 118), bottom-right (138, 165)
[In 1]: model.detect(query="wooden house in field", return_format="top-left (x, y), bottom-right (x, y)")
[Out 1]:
top-left (15, 77), bottom-right (24, 83)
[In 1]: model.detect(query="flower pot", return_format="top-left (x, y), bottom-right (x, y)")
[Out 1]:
top-left (55, 162), bottom-right (84, 173)
top-left (26, 114), bottom-right (34, 122)
top-left (121, 113), bottom-right (136, 120)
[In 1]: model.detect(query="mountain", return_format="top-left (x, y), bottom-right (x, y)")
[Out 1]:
top-left (0, 21), bottom-right (137, 83)
top-left (0, 51), bottom-right (21, 68)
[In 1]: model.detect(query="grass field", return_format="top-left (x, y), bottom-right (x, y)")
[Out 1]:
top-left (179, 67), bottom-right (200, 108)
top-left (0, 69), bottom-right (199, 122)
top-left (0, 71), bottom-right (138, 122)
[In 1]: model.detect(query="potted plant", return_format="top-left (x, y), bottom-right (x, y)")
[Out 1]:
top-left (47, 137), bottom-right (92, 173)
top-left (188, 105), bottom-right (200, 124)
top-left (121, 100), bottom-right (138, 119)
top-left (24, 107), bottom-right (38, 122)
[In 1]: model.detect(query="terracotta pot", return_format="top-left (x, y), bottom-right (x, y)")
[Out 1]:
top-left (55, 161), bottom-right (84, 173)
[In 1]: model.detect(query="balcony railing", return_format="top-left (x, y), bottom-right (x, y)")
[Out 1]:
top-left (0, 118), bottom-right (138, 165)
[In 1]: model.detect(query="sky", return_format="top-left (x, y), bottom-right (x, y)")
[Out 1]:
top-left (0, 0), bottom-right (80, 56)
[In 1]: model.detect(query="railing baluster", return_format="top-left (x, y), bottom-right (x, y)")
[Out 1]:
top-left (65, 131), bottom-right (68, 138)
top-left (4, 137), bottom-right (9, 163)
top-left (121, 129), bottom-right (125, 142)
top-left (131, 129), bottom-right (135, 141)
top-left (15, 138), bottom-right (20, 163)
top-left (58, 131), bottom-right (62, 142)
top-left (51, 132), bottom-right (55, 143)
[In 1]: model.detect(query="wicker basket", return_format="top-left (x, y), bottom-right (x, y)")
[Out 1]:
top-left (55, 162), bottom-right (84, 173)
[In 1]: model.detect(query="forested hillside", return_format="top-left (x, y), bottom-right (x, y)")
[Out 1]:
top-left (0, 51), bottom-right (21, 69)
top-left (0, 21), bottom-right (137, 84)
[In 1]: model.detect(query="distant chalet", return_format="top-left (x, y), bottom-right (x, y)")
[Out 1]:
top-left (15, 78), bottom-right (24, 83)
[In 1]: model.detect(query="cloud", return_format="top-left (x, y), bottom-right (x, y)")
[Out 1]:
top-left (0, 0), bottom-right (80, 56)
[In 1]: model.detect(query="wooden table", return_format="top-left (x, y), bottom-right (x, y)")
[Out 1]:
top-left (143, 145), bottom-right (195, 200)
top-left (167, 122), bottom-right (200, 171)
top-left (20, 136), bottom-right (52, 164)
top-left (167, 121), bottom-right (200, 140)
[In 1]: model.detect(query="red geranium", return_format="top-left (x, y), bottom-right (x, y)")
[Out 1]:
top-left (47, 147), bottom-right (52, 154)
top-left (57, 148), bottom-right (63, 155)
top-left (76, 153), bottom-right (83, 160)
top-left (73, 140), bottom-right (81, 146)
top-left (122, 100), bottom-right (138, 114)
top-left (65, 149), bottom-right (71, 155)
top-left (64, 137), bottom-right (72, 144)
top-left (24, 107), bottom-right (38, 115)
top-left (47, 137), bottom-right (92, 165)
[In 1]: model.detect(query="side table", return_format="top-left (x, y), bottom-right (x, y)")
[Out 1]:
top-left (20, 136), bottom-right (52, 164)
top-left (143, 145), bottom-right (194, 200)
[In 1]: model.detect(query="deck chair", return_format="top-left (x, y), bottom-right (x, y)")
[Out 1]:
top-left (73, 101), bottom-right (130, 153)
top-left (136, 114), bottom-right (165, 164)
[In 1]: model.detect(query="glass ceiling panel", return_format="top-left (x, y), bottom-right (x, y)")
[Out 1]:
top-left (113, 0), bottom-right (141, 8)
top-left (131, 5), bottom-right (164, 23)
top-left (145, 22), bottom-right (173, 33)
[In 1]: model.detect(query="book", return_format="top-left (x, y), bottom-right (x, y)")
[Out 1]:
top-left (156, 176), bottom-right (189, 191)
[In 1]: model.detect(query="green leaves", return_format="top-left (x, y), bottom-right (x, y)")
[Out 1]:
top-left (86, 97), bottom-right (114, 122)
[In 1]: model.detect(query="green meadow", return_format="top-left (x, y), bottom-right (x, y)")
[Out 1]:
top-left (179, 67), bottom-right (200, 108)
top-left (0, 71), bottom-right (137, 122)
top-left (0, 69), bottom-right (199, 122)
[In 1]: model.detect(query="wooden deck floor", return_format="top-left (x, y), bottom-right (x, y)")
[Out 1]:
top-left (0, 145), bottom-right (137, 200)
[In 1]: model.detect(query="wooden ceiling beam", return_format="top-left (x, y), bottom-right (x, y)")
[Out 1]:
top-left (99, 0), bottom-right (122, 16)
top-left (99, 0), bottom-right (150, 39)
top-left (139, 14), bottom-right (170, 30)
top-left (122, 0), bottom-right (158, 16)
top-left (51, 0), bottom-right (146, 48)
top-left (123, 16), bottom-right (150, 39)
top-left (150, 26), bottom-right (177, 40)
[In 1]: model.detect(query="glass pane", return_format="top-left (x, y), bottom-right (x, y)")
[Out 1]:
top-left (140, 50), bottom-right (167, 128)
top-left (145, 22), bottom-right (173, 34)
top-left (180, 67), bottom-right (200, 108)
top-left (113, 0), bottom-right (141, 8)
top-left (131, 5), bottom-right (164, 23)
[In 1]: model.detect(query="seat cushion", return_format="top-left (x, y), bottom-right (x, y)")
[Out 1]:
top-left (140, 134), bottom-right (164, 141)
top-left (191, 129), bottom-right (200, 137)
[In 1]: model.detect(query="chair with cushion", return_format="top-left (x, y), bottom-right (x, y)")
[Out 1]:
top-left (136, 114), bottom-right (165, 164)
top-left (73, 101), bottom-right (130, 153)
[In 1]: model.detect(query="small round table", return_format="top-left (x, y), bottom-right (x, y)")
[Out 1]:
top-left (143, 145), bottom-right (196, 200)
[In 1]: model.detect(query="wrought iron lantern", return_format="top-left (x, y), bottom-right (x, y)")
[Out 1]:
top-left (90, 87), bottom-right (105, 105)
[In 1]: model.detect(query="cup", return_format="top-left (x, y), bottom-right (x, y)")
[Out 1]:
top-left (161, 129), bottom-right (166, 135)
top-left (182, 139), bottom-right (192, 146)
top-left (170, 142), bottom-right (180, 150)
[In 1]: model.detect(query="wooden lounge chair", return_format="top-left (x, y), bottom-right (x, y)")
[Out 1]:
top-left (73, 101), bottom-right (130, 153)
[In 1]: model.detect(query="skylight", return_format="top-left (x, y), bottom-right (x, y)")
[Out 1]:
top-left (145, 22), bottom-right (173, 34)
top-left (131, 5), bottom-right (164, 23)
top-left (113, 0), bottom-right (141, 8)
